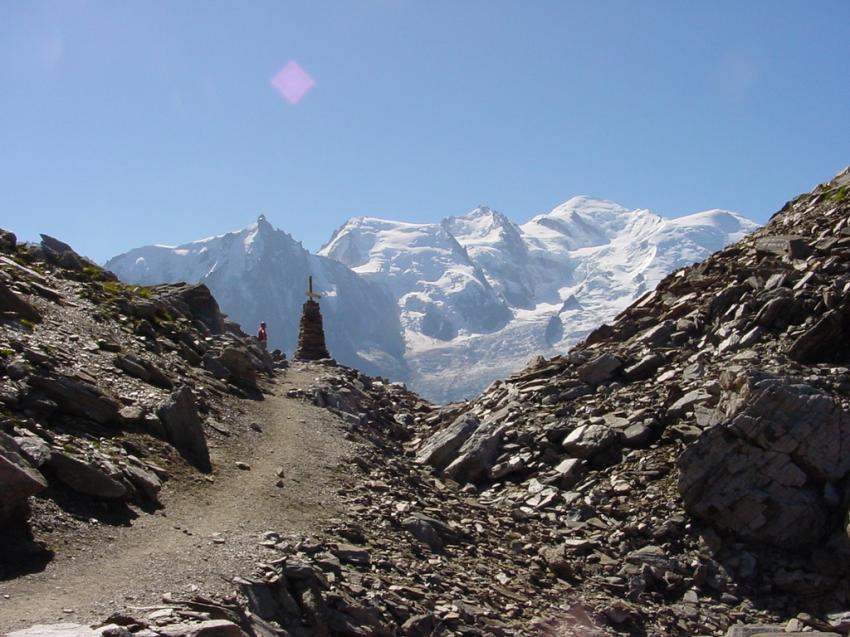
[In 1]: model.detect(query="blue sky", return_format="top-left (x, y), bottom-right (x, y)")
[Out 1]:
top-left (2, 1), bottom-right (849, 263)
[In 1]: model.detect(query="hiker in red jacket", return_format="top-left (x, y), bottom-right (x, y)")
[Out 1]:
top-left (257, 321), bottom-right (268, 350)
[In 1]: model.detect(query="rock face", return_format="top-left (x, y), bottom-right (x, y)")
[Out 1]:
top-left (156, 387), bottom-right (211, 472)
top-left (293, 300), bottom-right (330, 361)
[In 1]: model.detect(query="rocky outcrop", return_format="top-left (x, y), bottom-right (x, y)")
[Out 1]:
top-left (48, 451), bottom-right (129, 501)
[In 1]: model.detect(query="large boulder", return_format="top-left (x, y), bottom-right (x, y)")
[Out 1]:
top-left (215, 347), bottom-right (258, 389)
top-left (679, 372), bottom-right (850, 550)
top-left (40, 234), bottom-right (84, 270)
top-left (0, 432), bottom-right (48, 521)
top-left (154, 283), bottom-right (225, 334)
top-left (787, 308), bottom-right (850, 364)
top-left (562, 423), bottom-right (618, 459)
top-left (28, 374), bottom-right (121, 425)
top-left (443, 418), bottom-right (506, 484)
top-left (48, 452), bottom-right (128, 500)
top-left (415, 414), bottom-right (479, 470)
top-left (577, 353), bottom-right (622, 385)
top-left (113, 354), bottom-right (173, 389)
top-left (156, 387), bottom-right (211, 472)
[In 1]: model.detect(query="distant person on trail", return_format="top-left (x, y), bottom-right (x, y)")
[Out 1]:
top-left (257, 321), bottom-right (268, 350)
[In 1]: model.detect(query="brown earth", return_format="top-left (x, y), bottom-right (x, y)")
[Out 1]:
top-left (0, 365), bottom-right (356, 633)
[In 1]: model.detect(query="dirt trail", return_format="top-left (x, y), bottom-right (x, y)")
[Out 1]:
top-left (0, 367), bottom-right (355, 633)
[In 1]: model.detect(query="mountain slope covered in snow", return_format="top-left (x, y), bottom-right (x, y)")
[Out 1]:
top-left (320, 197), bottom-right (757, 402)
top-left (107, 200), bottom-right (757, 403)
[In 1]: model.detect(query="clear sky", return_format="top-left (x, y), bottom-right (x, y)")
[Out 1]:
top-left (2, 1), bottom-right (849, 263)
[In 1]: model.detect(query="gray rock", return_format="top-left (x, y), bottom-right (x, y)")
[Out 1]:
top-left (415, 413), bottom-right (479, 470)
top-left (29, 374), bottom-right (121, 425)
top-left (622, 423), bottom-right (653, 448)
top-left (332, 543), bottom-right (370, 566)
top-left (48, 452), bottom-right (128, 500)
top-left (443, 418), bottom-right (506, 483)
top-left (679, 373), bottom-right (850, 549)
top-left (0, 432), bottom-right (48, 520)
top-left (114, 355), bottom-right (173, 389)
top-left (577, 353), bottom-right (622, 385)
top-left (215, 347), bottom-right (258, 389)
top-left (156, 620), bottom-right (244, 637)
top-left (754, 234), bottom-right (812, 259)
top-left (553, 457), bottom-right (584, 487)
top-left (0, 228), bottom-right (16, 251)
top-left (13, 434), bottom-right (52, 467)
top-left (562, 424), bottom-right (617, 459)
top-left (623, 354), bottom-right (663, 382)
top-left (0, 282), bottom-right (41, 322)
top-left (402, 513), bottom-right (457, 552)
top-left (787, 309), bottom-right (847, 363)
top-left (6, 358), bottom-right (31, 380)
top-left (156, 387), bottom-right (211, 472)
top-left (123, 464), bottom-right (162, 502)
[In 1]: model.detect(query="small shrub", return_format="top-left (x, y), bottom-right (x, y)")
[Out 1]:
top-left (133, 286), bottom-right (152, 299)
top-left (101, 281), bottom-right (124, 297)
top-left (19, 318), bottom-right (35, 330)
top-left (0, 348), bottom-right (13, 358)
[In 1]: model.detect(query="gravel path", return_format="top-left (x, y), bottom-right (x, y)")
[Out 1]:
top-left (0, 366), bottom-right (355, 632)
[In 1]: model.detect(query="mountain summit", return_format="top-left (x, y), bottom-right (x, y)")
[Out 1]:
top-left (108, 198), bottom-right (757, 402)
top-left (320, 197), bottom-right (757, 401)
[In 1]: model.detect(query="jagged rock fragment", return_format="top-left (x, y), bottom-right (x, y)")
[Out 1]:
top-left (156, 387), bottom-right (211, 472)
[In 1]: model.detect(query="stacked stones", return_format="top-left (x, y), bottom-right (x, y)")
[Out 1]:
top-left (294, 300), bottom-right (330, 361)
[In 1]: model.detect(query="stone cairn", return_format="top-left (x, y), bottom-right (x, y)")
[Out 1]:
top-left (293, 276), bottom-right (330, 361)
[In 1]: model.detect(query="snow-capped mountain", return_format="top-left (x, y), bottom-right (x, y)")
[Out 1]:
top-left (320, 197), bottom-right (757, 402)
top-left (107, 200), bottom-right (757, 403)
top-left (105, 216), bottom-right (407, 380)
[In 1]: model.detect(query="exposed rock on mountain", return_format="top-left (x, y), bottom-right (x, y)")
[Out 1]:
top-left (105, 215), bottom-right (407, 381)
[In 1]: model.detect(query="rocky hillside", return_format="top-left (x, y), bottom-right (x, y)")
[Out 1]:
top-left (401, 166), bottom-right (850, 633)
top-left (0, 230), bottom-right (278, 572)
